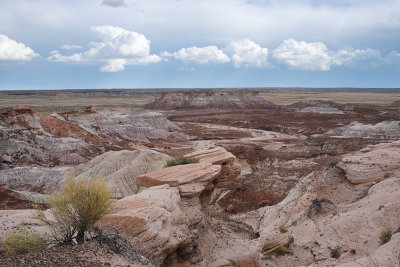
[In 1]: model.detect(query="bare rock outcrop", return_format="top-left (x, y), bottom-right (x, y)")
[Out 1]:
top-left (74, 149), bottom-right (172, 198)
top-left (137, 163), bottom-right (221, 197)
top-left (98, 185), bottom-right (192, 265)
top-left (0, 183), bottom-right (36, 209)
top-left (337, 141), bottom-right (400, 184)
top-left (327, 120), bottom-right (400, 139)
top-left (261, 232), bottom-right (294, 255)
top-left (143, 91), bottom-right (277, 110)
top-left (184, 147), bottom-right (241, 183)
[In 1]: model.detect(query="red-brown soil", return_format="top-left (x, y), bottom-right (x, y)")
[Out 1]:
top-left (216, 177), bottom-right (284, 214)
top-left (38, 113), bottom-right (107, 146)
top-left (0, 184), bottom-right (35, 210)
top-left (163, 106), bottom-right (398, 136)
top-left (0, 240), bottom-right (134, 267)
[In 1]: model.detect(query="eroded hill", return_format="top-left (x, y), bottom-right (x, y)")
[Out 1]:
top-left (1, 90), bottom-right (400, 267)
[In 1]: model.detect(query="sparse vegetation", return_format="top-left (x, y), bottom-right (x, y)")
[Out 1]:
top-left (3, 230), bottom-right (48, 255)
top-left (307, 197), bottom-right (333, 217)
top-left (37, 175), bottom-right (113, 245)
top-left (279, 225), bottom-right (288, 233)
top-left (350, 249), bottom-right (357, 254)
top-left (328, 161), bottom-right (338, 168)
top-left (384, 172), bottom-right (392, 178)
top-left (330, 247), bottom-right (341, 259)
top-left (275, 245), bottom-right (291, 256)
top-left (165, 156), bottom-right (199, 167)
top-left (379, 227), bottom-right (392, 245)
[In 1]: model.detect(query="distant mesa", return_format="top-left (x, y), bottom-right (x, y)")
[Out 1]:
top-left (288, 99), bottom-right (344, 114)
top-left (143, 90), bottom-right (278, 110)
top-left (390, 100), bottom-right (400, 107)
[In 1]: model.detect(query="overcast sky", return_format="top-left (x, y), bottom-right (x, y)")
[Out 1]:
top-left (0, 0), bottom-right (399, 89)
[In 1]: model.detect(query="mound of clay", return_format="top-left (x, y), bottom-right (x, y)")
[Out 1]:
top-left (0, 183), bottom-right (35, 209)
top-left (98, 185), bottom-right (191, 265)
top-left (143, 91), bottom-right (277, 110)
top-left (63, 108), bottom-right (188, 143)
top-left (137, 162), bottom-right (221, 197)
top-left (337, 140), bottom-right (400, 184)
top-left (327, 120), bottom-right (400, 139)
top-left (0, 166), bottom-right (68, 194)
top-left (74, 149), bottom-right (172, 198)
top-left (0, 107), bottom-right (187, 168)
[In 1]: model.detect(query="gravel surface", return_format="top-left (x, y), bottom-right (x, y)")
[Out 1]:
top-left (0, 240), bottom-right (140, 267)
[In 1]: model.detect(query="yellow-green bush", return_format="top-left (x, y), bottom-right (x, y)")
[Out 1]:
top-left (3, 230), bottom-right (48, 255)
top-left (165, 156), bottom-right (199, 167)
top-left (37, 175), bottom-right (113, 245)
top-left (379, 227), bottom-right (392, 245)
top-left (279, 225), bottom-right (288, 233)
top-left (275, 245), bottom-right (291, 256)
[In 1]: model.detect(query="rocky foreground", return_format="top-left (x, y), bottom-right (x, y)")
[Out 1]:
top-left (1, 91), bottom-right (400, 266)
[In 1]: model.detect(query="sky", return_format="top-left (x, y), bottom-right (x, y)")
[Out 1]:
top-left (0, 0), bottom-right (399, 90)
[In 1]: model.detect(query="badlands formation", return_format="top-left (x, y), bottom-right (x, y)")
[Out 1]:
top-left (1, 90), bottom-right (400, 267)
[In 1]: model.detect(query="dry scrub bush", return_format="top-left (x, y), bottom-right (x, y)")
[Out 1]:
top-left (379, 227), bottom-right (392, 245)
top-left (165, 156), bottom-right (199, 167)
top-left (37, 175), bottom-right (113, 245)
top-left (3, 230), bottom-right (48, 255)
top-left (275, 245), bottom-right (291, 256)
top-left (279, 226), bottom-right (288, 233)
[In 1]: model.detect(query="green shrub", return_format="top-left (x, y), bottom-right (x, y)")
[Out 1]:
top-left (328, 161), bottom-right (338, 168)
top-left (379, 227), bottom-right (392, 245)
top-left (279, 226), bottom-right (288, 233)
top-left (165, 156), bottom-right (199, 167)
top-left (37, 175), bottom-right (113, 245)
top-left (350, 249), bottom-right (357, 254)
top-left (330, 247), bottom-right (341, 259)
top-left (3, 230), bottom-right (48, 255)
top-left (275, 245), bottom-right (291, 256)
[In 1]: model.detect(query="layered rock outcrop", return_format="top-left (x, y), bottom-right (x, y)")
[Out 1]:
top-left (137, 163), bottom-right (221, 197)
top-left (63, 108), bottom-right (188, 143)
top-left (137, 146), bottom-right (241, 197)
top-left (184, 147), bottom-right (241, 183)
top-left (143, 91), bottom-right (277, 110)
top-left (327, 120), bottom-right (400, 139)
top-left (98, 185), bottom-right (192, 265)
top-left (0, 107), bottom-right (187, 169)
top-left (337, 140), bottom-right (400, 184)
top-left (0, 166), bottom-right (68, 194)
top-left (74, 149), bottom-right (172, 198)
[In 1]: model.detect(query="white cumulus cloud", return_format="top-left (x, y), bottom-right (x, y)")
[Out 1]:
top-left (0, 34), bottom-right (39, 62)
top-left (60, 44), bottom-right (82, 50)
top-left (225, 39), bottom-right (270, 68)
top-left (272, 38), bottom-right (331, 71)
top-left (386, 51), bottom-right (400, 65)
top-left (101, 0), bottom-right (126, 8)
top-left (332, 48), bottom-right (382, 68)
top-left (162, 46), bottom-right (230, 64)
top-left (271, 38), bottom-right (390, 71)
top-left (48, 26), bottom-right (161, 72)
